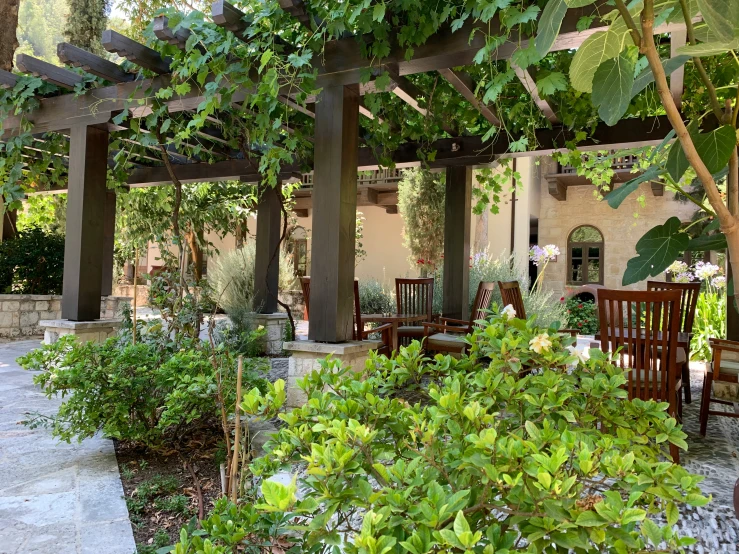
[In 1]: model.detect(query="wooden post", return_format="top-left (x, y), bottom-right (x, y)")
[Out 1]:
top-left (62, 125), bottom-right (108, 321)
top-left (100, 190), bottom-right (116, 296)
top-left (308, 82), bottom-right (359, 343)
top-left (442, 166), bottom-right (472, 321)
top-left (253, 186), bottom-right (281, 314)
top-left (0, 206), bottom-right (17, 242)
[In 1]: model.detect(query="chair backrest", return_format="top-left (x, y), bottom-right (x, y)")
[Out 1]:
top-left (596, 288), bottom-right (682, 402)
top-left (300, 276), bottom-right (311, 319)
top-left (470, 281), bottom-right (496, 327)
top-left (395, 278), bottom-right (434, 319)
top-left (647, 280), bottom-right (701, 336)
top-left (497, 280), bottom-right (526, 319)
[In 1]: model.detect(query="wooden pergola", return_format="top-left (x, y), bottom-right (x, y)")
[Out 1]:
top-left (0, 1), bottom-right (687, 343)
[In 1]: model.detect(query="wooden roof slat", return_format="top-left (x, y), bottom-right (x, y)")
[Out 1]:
top-left (102, 30), bottom-right (172, 74)
top-left (153, 16), bottom-right (193, 50)
top-left (57, 43), bottom-right (134, 83)
top-left (212, 0), bottom-right (252, 37)
top-left (438, 68), bottom-right (500, 126)
top-left (0, 70), bottom-right (18, 89)
top-left (511, 64), bottom-right (559, 124)
top-left (15, 54), bottom-right (85, 90)
top-left (277, 0), bottom-right (313, 29)
top-left (670, 29), bottom-right (687, 108)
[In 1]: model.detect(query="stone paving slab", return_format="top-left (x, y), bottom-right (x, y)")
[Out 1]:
top-left (0, 340), bottom-right (135, 554)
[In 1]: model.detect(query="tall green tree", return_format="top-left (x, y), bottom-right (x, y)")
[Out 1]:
top-left (398, 169), bottom-right (445, 276)
top-left (64, 0), bottom-right (109, 55)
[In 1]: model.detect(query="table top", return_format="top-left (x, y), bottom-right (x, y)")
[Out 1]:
top-left (361, 313), bottom-right (428, 323)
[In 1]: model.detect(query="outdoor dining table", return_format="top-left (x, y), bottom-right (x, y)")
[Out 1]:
top-left (361, 313), bottom-right (429, 352)
top-left (593, 328), bottom-right (690, 344)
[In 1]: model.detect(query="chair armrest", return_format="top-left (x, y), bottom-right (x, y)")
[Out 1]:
top-left (440, 316), bottom-right (469, 327)
top-left (709, 338), bottom-right (739, 353)
top-left (361, 322), bottom-right (393, 339)
top-left (423, 322), bottom-right (471, 336)
top-left (558, 328), bottom-right (580, 337)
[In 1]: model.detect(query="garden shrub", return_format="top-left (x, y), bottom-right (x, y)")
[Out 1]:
top-left (0, 226), bottom-right (65, 294)
top-left (358, 278), bottom-right (395, 314)
top-left (565, 298), bottom-right (599, 335)
top-left (173, 312), bottom-right (704, 553)
top-left (691, 290), bottom-right (726, 361)
top-left (18, 325), bottom-right (269, 446)
top-left (434, 252), bottom-right (569, 327)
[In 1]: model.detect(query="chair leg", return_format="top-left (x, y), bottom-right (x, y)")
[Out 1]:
top-left (699, 372), bottom-right (712, 437)
top-left (682, 360), bottom-right (691, 404)
top-left (670, 441), bottom-right (680, 464)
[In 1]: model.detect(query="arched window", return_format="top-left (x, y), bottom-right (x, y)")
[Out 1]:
top-left (568, 225), bottom-right (604, 285)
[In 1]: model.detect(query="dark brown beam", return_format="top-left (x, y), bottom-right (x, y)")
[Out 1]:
top-left (57, 43), bottom-right (134, 83)
top-left (442, 166), bottom-right (471, 321)
top-left (670, 29), bottom-right (687, 108)
top-left (153, 16), bottom-right (192, 50)
top-left (212, 0), bottom-right (252, 37)
top-left (101, 190), bottom-right (116, 296)
top-left (15, 54), bottom-right (84, 90)
top-left (437, 68), bottom-right (500, 126)
top-left (102, 30), bottom-right (171, 74)
top-left (308, 83), bottom-right (359, 343)
top-left (547, 179), bottom-right (567, 201)
top-left (62, 125), bottom-right (109, 321)
top-left (253, 186), bottom-right (282, 313)
top-left (277, 0), bottom-right (313, 29)
top-left (0, 69), bottom-right (18, 89)
top-left (512, 64), bottom-right (559, 124)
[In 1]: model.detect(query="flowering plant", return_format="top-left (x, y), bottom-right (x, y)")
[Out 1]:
top-left (529, 244), bottom-right (560, 292)
top-left (564, 297), bottom-right (599, 335)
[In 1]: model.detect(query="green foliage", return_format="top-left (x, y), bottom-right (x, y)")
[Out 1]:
top-left (175, 314), bottom-right (705, 553)
top-left (15, 0), bottom-right (68, 65)
top-left (17, 328), bottom-right (268, 446)
top-left (623, 217), bottom-right (690, 286)
top-left (147, 268), bottom-right (215, 341)
top-left (691, 291), bottom-right (727, 362)
top-left (63, 0), bottom-right (109, 55)
top-left (0, 226), bottom-right (64, 294)
top-left (398, 169), bottom-right (445, 276)
top-left (16, 194), bottom-right (67, 234)
top-left (358, 279), bottom-right (395, 315)
top-left (565, 297), bottom-right (599, 335)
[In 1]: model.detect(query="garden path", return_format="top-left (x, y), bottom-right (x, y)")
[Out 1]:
top-left (0, 340), bottom-right (135, 554)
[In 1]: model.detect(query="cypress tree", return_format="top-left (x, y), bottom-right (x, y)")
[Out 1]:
top-left (64, 0), bottom-right (109, 55)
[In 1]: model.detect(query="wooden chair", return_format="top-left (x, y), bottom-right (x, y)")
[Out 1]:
top-left (354, 280), bottom-right (393, 356)
top-left (422, 282), bottom-right (496, 354)
top-left (498, 281), bottom-right (526, 319)
top-left (395, 277), bottom-right (435, 346)
top-left (300, 276), bottom-right (392, 355)
top-left (700, 338), bottom-right (739, 436)
top-left (647, 281), bottom-right (700, 404)
top-left (597, 288), bottom-right (683, 463)
top-left (498, 280), bottom-right (578, 336)
top-left (299, 276), bottom-right (311, 320)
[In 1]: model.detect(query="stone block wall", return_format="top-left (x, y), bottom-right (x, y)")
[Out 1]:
top-left (537, 158), bottom-right (698, 296)
top-left (0, 295), bottom-right (131, 338)
top-left (114, 284), bottom-right (150, 307)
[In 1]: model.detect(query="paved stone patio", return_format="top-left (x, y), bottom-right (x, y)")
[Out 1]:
top-left (0, 340), bottom-right (135, 554)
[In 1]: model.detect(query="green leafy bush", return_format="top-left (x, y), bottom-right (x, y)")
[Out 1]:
top-left (565, 298), bottom-right (599, 335)
top-left (173, 313), bottom-right (704, 553)
top-left (0, 226), bottom-right (65, 294)
top-left (358, 279), bottom-right (395, 314)
top-left (17, 328), bottom-right (268, 446)
top-left (691, 291), bottom-right (726, 361)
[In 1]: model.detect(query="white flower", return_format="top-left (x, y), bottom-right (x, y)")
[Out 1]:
top-left (529, 333), bottom-right (552, 354)
top-left (674, 272), bottom-right (694, 283)
top-left (694, 261), bottom-right (721, 281)
top-left (257, 325), bottom-right (265, 331)
top-left (712, 275), bottom-right (727, 289)
top-left (567, 345), bottom-right (588, 365)
top-left (529, 244), bottom-right (560, 266)
top-left (666, 260), bottom-right (688, 275)
top-left (501, 304), bottom-right (517, 320)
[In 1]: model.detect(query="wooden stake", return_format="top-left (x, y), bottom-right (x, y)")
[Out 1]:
top-left (132, 248), bottom-right (138, 346)
top-left (229, 356), bottom-right (244, 502)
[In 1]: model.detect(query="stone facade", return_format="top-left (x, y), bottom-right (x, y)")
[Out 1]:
top-left (0, 295), bottom-right (131, 338)
top-left (283, 340), bottom-right (381, 407)
top-left (537, 159), bottom-right (698, 296)
top-left (250, 313), bottom-right (289, 355)
top-left (113, 284), bottom-right (150, 307)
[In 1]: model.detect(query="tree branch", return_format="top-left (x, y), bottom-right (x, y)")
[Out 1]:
top-left (614, 0), bottom-right (642, 48)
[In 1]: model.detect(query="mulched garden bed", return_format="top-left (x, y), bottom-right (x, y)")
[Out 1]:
top-left (115, 434), bottom-right (224, 553)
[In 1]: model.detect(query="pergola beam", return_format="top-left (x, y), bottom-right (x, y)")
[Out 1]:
top-left (0, 69), bottom-right (18, 89)
top-left (437, 68), bottom-right (500, 126)
top-left (212, 0), bottom-right (252, 37)
top-left (102, 30), bottom-right (172, 74)
top-left (670, 29), bottom-right (687, 108)
top-left (57, 43), bottom-right (135, 83)
top-left (153, 16), bottom-right (192, 50)
top-left (512, 64), bottom-right (559, 124)
top-left (277, 0), bottom-right (313, 29)
top-left (15, 54), bottom-right (85, 90)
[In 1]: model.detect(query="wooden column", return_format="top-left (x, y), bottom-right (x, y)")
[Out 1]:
top-left (442, 166), bottom-right (472, 321)
top-left (308, 82), bottom-right (359, 343)
top-left (253, 186), bottom-right (282, 314)
top-left (100, 190), bottom-right (116, 296)
top-left (62, 125), bottom-right (109, 321)
top-left (1, 207), bottom-right (17, 241)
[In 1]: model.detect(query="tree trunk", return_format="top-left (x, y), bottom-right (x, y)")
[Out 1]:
top-left (474, 211), bottom-right (488, 254)
top-left (235, 218), bottom-right (248, 248)
top-left (0, 0), bottom-right (19, 72)
top-left (185, 230), bottom-right (203, 282)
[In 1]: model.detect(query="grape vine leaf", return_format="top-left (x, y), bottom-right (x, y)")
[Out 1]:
top-left (622, 217), bottom-right (689, 285)
top-left (604, 165), bottom-right (662, 209)
top-left (535, 72), bottom-right (568, 95)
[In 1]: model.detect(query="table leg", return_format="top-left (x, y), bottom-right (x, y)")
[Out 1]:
top-left (391, 322), bottom-right (399, 353)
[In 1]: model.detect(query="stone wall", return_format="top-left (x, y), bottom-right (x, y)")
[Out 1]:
top-left (537, 158), bottom-right (698, 296)
top-left (114, 284), bottom-right (150, 307)
top-left (0, 295), bottom-right (131, 338)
